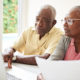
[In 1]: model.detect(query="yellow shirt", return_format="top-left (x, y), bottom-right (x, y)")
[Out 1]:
top-left (12, 26), bottom-right (63, 55)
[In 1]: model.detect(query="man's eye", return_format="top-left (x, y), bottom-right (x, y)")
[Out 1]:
top-left (45, 19), bottom-right (51, 23)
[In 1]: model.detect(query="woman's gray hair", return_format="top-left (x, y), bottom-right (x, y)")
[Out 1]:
top-left (70, 6), bottom-right (80, 18)
top-left (71, 6), bottom-right (80, 12)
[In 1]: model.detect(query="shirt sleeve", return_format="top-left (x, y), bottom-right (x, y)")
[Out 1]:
top-left (44, 31), bottom-right (63, 54)
top-left (48, 35), bottom-right (66, 60)
top-left (12, 29), bottom-right (28, 53)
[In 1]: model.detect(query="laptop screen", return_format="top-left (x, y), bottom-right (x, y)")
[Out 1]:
top-left (36, 57), bottom-right (80, 80)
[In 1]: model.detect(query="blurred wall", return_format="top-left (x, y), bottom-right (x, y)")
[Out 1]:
top-left (28, 0), bottom-right (80, 30)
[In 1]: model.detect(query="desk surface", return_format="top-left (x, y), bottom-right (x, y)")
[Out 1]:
top-left (5, 63), bottom-right (40, 80)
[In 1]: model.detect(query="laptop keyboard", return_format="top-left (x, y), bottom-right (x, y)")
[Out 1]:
top-left (6, 73), bottom-right (21, 80)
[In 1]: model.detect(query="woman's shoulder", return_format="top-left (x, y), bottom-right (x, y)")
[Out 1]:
top-left (61, 35), bottom-right (71, 42)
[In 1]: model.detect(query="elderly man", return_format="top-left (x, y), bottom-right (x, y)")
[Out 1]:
top-left (37, 5), bottom-right (80, 80)
top-left (3, 5), bottom-right (63, 68)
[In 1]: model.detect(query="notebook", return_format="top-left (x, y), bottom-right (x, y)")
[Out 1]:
top-left (36, 57), bottom-right (80, 80)
top-left (6, 65), bottom-right (37, 80)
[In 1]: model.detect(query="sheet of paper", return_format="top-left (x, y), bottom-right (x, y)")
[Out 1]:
top-left (6, 65), bottom-right (38, 80)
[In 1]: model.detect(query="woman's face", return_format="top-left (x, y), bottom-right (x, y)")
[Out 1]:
top-left (64, 9), bottom-right (80, 38)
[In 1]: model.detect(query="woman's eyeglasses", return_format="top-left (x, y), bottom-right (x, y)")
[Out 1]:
top-left (61, 18), bottom-right (80, 26)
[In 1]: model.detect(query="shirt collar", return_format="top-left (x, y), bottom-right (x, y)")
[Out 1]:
top-left (34, 26), bottom-right (55, 35)
top-left (70, 38), bottom-right (75, 46)
top-left (47, 26), bottom-right (55, 34)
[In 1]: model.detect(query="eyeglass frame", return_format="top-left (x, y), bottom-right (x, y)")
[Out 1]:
top-left (61, 18), bottom-right (80, 26)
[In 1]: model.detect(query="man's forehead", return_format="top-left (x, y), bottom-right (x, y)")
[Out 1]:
top-left (39, 9), bottom-right (51, 14)
top-left (37, 9), bottom-right (52, 19)
top-left (36, 16), bottom-right (52, 21)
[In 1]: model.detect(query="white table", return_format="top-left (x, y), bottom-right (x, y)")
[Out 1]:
top-left (5, 63), bottom-right (40, 80)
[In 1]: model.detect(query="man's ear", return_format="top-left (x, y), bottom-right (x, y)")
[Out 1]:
top-left (52, 20), bottom-right (57, 26)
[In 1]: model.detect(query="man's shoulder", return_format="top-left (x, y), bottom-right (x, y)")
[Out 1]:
top-left (24, 26), bottom-right (36, 32)
top-left (51, 27), bottom-right (64, 36)
top-left (52, 27), bottom-right (63, 33)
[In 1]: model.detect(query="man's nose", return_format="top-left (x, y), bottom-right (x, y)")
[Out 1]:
top-left (37, 20), bottom-right (43, 27)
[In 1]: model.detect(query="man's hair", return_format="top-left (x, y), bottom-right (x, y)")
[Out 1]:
top-left (41, 5), bottom-right (56, 20)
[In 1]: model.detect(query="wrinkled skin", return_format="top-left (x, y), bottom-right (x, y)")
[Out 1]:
top-left (35, 8), bottom-right (56, 39)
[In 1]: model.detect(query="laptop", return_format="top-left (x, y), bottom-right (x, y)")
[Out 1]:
top-left (36, 57), bottom-right (80, 80)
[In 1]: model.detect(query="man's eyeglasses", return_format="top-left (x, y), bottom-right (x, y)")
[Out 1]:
top-left (61, 18), bottom-right (80, 26)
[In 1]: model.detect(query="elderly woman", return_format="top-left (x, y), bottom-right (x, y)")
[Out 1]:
top-left (37, 6), bottom-right (80, 80)
top-left (49, 6), bottom-right (80, 60)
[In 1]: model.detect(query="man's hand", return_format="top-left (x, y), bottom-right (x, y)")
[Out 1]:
top-left (3, 48), bottom-right (15, 68)
top-left (37, 73), bottom-right (45, 80)
top-left (40, 53), bottom-right (50, 59)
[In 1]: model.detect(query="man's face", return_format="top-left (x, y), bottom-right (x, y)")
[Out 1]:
top-left (35, 9), bottom-right (55, 36)
top-left (64, 10), bottom-right (80, 38)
